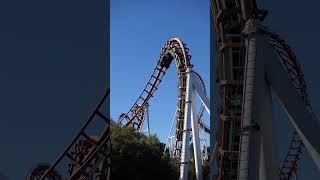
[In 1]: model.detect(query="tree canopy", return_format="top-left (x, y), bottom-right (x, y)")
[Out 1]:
top-left (110, 127), bottom-right (210, 180)
top-left (111, 127), bottom-right (179, 180)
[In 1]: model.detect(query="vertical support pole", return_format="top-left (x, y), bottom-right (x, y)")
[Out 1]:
top-left (238, 20), bottom-right (262, 180)
top-left (180, 68), bottom-right (192, 180)
top-left (239, 20), bottom-right (280, 179)
top-left (191, 86), bottom-right (203, 180)
top-left (238, 20), bottom-right (257, 180)
top-left (145, 103), bottom-right (151, 137)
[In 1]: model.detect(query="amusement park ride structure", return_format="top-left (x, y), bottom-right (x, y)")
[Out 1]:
top-left (26, 0), bottom-right (320, 180)
top-left (116, 37), bottom-right (211, 180)
top-left (28, 37), bottom-right (211, 180)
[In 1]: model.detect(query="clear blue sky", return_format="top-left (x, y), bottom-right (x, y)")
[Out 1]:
top-left (110, 0), bottom-right (211, 143)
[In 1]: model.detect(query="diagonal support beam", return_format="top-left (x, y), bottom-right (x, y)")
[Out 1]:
top-left (191, 85), bottom-right (203, 180)
top-left (191, 72), bottom-right (211, 116)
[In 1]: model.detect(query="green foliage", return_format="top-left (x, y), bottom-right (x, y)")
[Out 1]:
top-left (110, 127), bottom-right (211, 180)
top-left (110, 127), bottom-right (179, 180)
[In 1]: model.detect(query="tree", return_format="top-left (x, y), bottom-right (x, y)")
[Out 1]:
top-left (110, 127), bottom-right (179, 180)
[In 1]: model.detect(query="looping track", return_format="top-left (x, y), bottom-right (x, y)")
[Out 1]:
top-left (258, 27), bottom-right (309, 179)
top-left (117, 37), bottom-right (209, 157)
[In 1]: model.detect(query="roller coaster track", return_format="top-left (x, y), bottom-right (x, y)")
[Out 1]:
top-left (117, 37), bottom-right (209, 157)
top-left (28, 37), bottom-right (210, 179)
top-left (193, 71), bottom-right (210, 134)
top-left (29, 89), bottom-right (111, 180)
top-left (258, 27), bottom-right (310, 180)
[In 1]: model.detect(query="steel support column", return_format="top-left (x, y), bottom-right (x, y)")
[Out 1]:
top-left (180, 68), bottom-right (193, 180)
top-left (238, 20), bottom-right (262, 180)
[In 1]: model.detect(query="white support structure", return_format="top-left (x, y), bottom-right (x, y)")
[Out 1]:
top-left (191, 86), bottom-right (203, 180)
top-left (180, 68), bottom-right (193, 180)
top-left (237, 19), bottom-right (320, 180)
top-left (238, 20), bottom-right (261, 180)
top-left (180, 68), bottom-right (211, 180)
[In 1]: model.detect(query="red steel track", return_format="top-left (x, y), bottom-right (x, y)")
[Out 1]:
top-left (259, 27), bottom-right (310, 179)
top-left (117, 37), bottom-right (209, 157)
